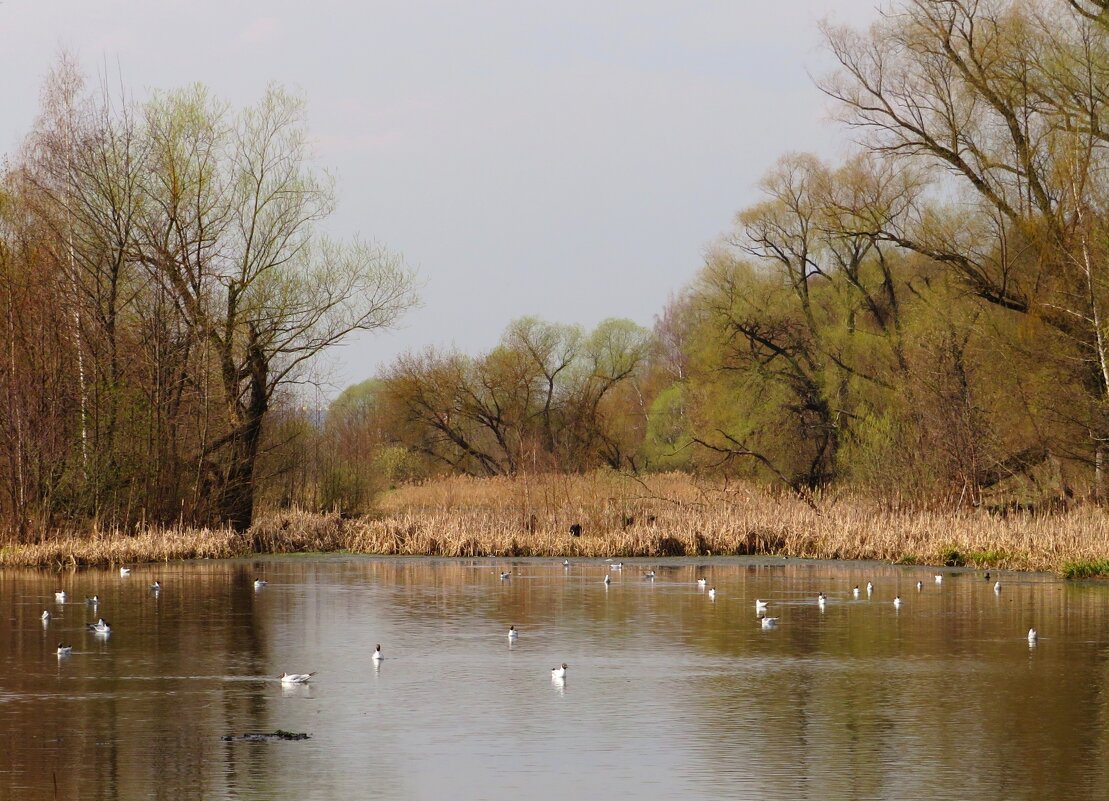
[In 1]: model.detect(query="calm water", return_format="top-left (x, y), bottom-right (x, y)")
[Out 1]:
top-left (1, 556), bottom-right (1108, 801)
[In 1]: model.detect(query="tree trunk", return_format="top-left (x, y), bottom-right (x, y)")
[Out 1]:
top-left (216, 331), bottom-right (268, 532)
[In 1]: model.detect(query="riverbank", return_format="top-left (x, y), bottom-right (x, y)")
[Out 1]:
top-left (3, 473), bottom-right (1108, 576)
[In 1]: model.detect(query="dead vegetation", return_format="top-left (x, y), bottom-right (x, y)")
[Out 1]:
top-left (2, 473), bottom-right (1107, 574)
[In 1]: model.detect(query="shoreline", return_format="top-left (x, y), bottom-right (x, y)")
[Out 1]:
top-left (3, 474), bottom-right (1109, 577)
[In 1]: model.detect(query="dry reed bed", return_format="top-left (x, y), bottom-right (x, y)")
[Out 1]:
top-left (2, 473), bottom-right (1107, 574)
top-left (360, 473), bottom-right (1109, 573)
top-left (0, 510), bottom-right (347, 569)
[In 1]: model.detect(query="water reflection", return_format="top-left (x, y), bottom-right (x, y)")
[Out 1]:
top-left (0, 557), bottom-right (1107, 800)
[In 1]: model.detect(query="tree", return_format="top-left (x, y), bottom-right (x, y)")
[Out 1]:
top-left (133, 85), bottom-right (416, 529)
top-left (820, 0), bottom-right (1109, 498)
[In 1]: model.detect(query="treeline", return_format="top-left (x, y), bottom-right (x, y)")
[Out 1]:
top-left (0, 60), bottom-right (416, 540)
top-left (353, 0), bottom-right (1109, 509)
top-left (5, 0), bottom-right (1109, 539)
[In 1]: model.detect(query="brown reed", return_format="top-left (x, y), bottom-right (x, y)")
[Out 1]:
top-left (2, 472), bottom-right (1107, 574)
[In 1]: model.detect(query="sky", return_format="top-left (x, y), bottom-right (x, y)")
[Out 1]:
top-left (0, 0), bottom-right (882, 395)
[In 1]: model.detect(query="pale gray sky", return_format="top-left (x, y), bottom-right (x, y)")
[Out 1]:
top-left (0, 1), bottom-right (881, 394)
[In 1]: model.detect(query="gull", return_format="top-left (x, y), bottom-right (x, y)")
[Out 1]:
top-left (54, 591), bottom-right (67, 602)
top-left (279, 672), bottom-right (315, 684)
top-left (755, 599), bottom-right (769, 612)
top-left (56, 643), bottom-right (72, 656)
top-left (119, 567), bottom-right (131, 577)
top-left (852, 585), bottom-right (860, 599)
top-left (551, 663), bottom-right (568, 679)
top-left (1027, 628), bottom-right (1038, 644)
top-left (760, 617), bottom-right (780, 629)
top-left (254, 579), bottom-right (267, 589)
top-left (87, 619), bottom-right (111, 634)
top-left (934, 575), bottom-right (943, 584)
top-left (41, 610), bottom-right (51, 621)
top-left (508, 625), bottom-right (518, 641)
top-left (708, 587), bottom-right (716, 600)
top-left (893, 596), bottom-right (902, 608)
top-left (697, 578), bottom-right (707, 588)
top-left (372, 644), bottom-right (384, 662)
top-left (994, 581), bottom-right (1002, 594)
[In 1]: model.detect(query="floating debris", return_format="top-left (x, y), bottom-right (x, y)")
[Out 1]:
top-left (221, 730), bottom-right (311, 742)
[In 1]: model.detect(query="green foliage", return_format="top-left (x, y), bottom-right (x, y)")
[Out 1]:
top-left (319, 461), bottom-right (377, 517)
top-left (642, 384), bottom-right (693, 470)
top-left (1060, 559), bottom-right (1109, 580)
top-left (373, 446), bottom-right (425, 487)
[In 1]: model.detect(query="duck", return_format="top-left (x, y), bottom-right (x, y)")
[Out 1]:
top-left (644, 571), bottom-right (656, 580)
top-left (994, 580), bottom-right (1002, 593)
top-left (253, 579), bottom-right (267, 589)
top-left (56, 643), bottom-right (72, 656)
top-left (1027, 627), bottom-right (1038, 644)
top-left (610, 563), bottom-right (623, 571)
top-left (852, 585), bottom-right (860, 599)
top-left (893, 595), bottom-right (902, 608)
top-left (150, 581), bottom-right (161, 591)
top-left (372, 644), bottom-right (384, 662)
top-left (817, 592), bottom-right (826, 608)
top-left (604, 574), bottom-right (611, 586)
top-left (760, 617), bottom-right (780, 629)
top-left (755, 599), bottom-right (769, 612)
top-left (551, 663), bottom-right (568, 679)
top-left (697, 578), bottom-right (707, 588)
top-left (985, 571), bottom-right (991, 581)
top-left (508, 625), bottom-right (518, 641)
top-left (87, 619), bottom-right (111, 634)
top-left (916, 580), bottom-right (923, 591)
top-left (85, 595), bottom-right (99, 605)
top-left (119, 567), bottom-right (131, 577)
top-left (708, 587), bottom-right (716, 600)
top-left (562, 560), bottom-right (570, 567)
top-left (54, 591), bottom-right (67, 602)
top-left (866, 581), bottom-right (874, 595)
top-left (41, 610), bottom-right (51, 621)
top-left (934, 574), bottom-right (943, 584)
top-left (499, 572), bottom-right (511, 580)
top-left (279, 672), bottom-right (315, 684)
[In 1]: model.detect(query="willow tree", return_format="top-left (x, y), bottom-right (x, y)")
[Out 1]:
top-left (821, 0), bottom-right (1109, 498)
top-left (134, 86), bottom-right (416, 530)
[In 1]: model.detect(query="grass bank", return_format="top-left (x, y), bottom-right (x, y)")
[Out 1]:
top-left (2, 473), bottom-right (1108, 576)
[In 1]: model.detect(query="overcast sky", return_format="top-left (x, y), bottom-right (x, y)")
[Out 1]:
top-left (0, 0), bottom-right (881, 395)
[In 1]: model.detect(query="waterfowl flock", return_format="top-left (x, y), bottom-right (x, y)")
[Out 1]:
top-left (40, 573), bottom-right (284, 666)
top-left (36, 560), bottom-right (1042, 689)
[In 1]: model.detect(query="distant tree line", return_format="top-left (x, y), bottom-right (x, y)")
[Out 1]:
top-left (356, 0), bottom-right (1109, 509)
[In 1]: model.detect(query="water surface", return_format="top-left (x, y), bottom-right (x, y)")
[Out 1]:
top-left (1, 557), bottom-right (1107, 800)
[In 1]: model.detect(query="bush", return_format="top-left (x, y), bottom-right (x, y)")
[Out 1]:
top-left (319, 462), bottom-right (377, 517)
